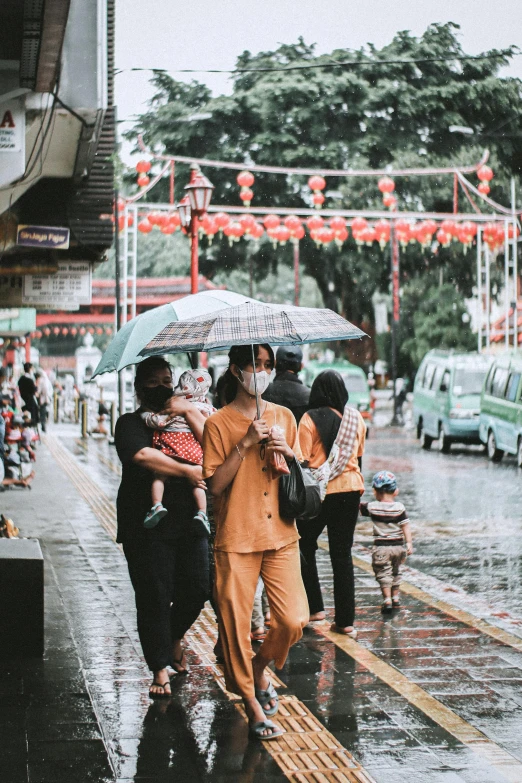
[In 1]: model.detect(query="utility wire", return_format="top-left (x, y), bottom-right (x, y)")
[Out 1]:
top-left (114, 50), bottom-right (519, 77)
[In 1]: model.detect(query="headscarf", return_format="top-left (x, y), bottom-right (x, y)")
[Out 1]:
top-left (307, 370), bottom-right (349, 455)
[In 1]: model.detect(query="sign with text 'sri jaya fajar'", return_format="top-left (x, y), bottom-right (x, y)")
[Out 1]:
top-left (22, 262), bottom-right (92, 308)
top-left (17, 225), bottom-right (70, 250)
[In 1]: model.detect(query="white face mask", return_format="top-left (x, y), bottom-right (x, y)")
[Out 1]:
top-left (239, 369), bottom-right (271, 396)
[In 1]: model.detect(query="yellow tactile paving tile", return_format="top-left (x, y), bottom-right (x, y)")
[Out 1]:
top-left (45, 433), bottom-right (522, 783)
top-left (322, 627), bottom-right (522, 783)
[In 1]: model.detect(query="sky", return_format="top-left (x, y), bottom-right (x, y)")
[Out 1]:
top-left (115, 0), bottom-right (522, 162)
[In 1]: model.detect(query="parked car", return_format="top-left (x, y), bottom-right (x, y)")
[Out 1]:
top-left (479, 353), bottom-right (522, 465)
top-left (413, 350), bottom-right (491, 452)
top-left (303, 360), bottom-right (372, 427)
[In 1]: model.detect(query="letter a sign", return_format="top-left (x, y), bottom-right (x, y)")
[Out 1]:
top-left (0, 99), bottom-right (25, 187)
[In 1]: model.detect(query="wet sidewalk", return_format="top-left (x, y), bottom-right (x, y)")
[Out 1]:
top-left (2, 427), bottom-right (522, 782)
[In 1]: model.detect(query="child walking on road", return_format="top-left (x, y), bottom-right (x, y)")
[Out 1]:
top-left (141, 369), bottom-right (215, 536)
top-left (360, 471), bottom-right (413, 614)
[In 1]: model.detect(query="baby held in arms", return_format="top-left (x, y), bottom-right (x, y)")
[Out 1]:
top-left (141, 369), bottom-right (215, 537)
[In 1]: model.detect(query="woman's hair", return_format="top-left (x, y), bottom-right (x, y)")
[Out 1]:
top-left (308, 369), bottom-right (348, 414)
top-left (221, 344), bottom-right (275, 403)
top-left (134, 357), bottom-right (172, 400)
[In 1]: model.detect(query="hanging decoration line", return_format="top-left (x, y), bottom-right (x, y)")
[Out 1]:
top-left (114, 50), bottom-right (519, 77)
top-left (125, 160), bottom-right (172, 204)
top-left (456, 171), bottom-right (518, 216)
top-left (136, 136), bottom-right (488, 178)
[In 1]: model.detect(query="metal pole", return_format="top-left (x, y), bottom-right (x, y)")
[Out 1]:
top-left (512, 178), bottom-right (518, 350)
top-left (130, 204), bottom-right (138, 320)
top-left (476, 226), bottom-right (482, 353)
top-left (453, 173), bottom-right (458, 214)
top-left (190, 214), bottom-right (199, 295)
top-left (114, 189), bottom-right (122, 332)
top-left (293, 241), bottom-right (300, 306)
top-left (110, 401), bottom-right (117, 438)
top-left (122, 203), bottom-right (129, 326)
top-left (485, 244), bottom-right (491, 349)
top-left (390, 221), bottom-right (400, 425)
top-left (53, 391), bottom-right (59, 423)
top-left (169, 161), bottom-right (175, 205)
top-left (505, 219), bottom-right (510, 348)
top-left (81, 400), bottom-right (88, 438)
top-left (248, 244), bottom-right (254, 298)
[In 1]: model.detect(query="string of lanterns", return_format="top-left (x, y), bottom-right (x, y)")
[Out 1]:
top-left (28, 326), bottom-right (114, 341)
top-left (128, 159), bottom-right (515, 252)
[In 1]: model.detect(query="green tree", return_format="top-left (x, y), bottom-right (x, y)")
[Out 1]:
top-left (125, 23), bottom-right (521, 336)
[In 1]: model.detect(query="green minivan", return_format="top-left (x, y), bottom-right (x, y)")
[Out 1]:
top-left (303, 360), bottom-right (372, 426)
top-left (479, 353), bottom-right (522, 465)
top-left (413, 350), bottom-right (492, 452)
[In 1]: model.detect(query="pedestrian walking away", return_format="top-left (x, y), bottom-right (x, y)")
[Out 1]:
top-left (203, 343), bottom-right (309, 741)
top-left (360, 470), bottom-right (413, 613)
top-left (297, 370), bottom-right (366, 637)
top-left (114, 357), bottom-right (210, 698)
top-left (263, 345), bottom-right (310, 424)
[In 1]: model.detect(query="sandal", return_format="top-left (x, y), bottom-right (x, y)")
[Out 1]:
top-left (255, 680), bottom-right (279, 717)
top-left (144, 503), bottom-right (168, 529)
top-left (381, 600), bottom-right (393, 615)
top-left (250, 628), bottom-right (267, 642)
top-left (171, 652), bottom-right (189, 675)
top-left (248, 719), bottom-right (285, 741)
top-left (149, 679), bottom-right (172, 699)
top-left (330, 623), bottom-right (357, 638)
top-left (392, 597), bottom-right (401, 608)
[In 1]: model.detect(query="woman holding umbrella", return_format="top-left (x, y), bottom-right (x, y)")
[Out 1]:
top-left (202, 344), bottom-right (309, 741)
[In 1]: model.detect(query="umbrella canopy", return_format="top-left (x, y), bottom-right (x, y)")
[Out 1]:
top-left (141, 301), bottom-right (366, 357)
top-left (91, 290), bottom-right (261, 378)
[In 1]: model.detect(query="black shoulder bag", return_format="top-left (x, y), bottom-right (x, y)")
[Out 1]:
top-left (279, 458), bottom-right (322, 521)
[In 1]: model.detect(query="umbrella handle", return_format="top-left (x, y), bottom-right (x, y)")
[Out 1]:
top-left (251, 344), bottom-right (261, 420)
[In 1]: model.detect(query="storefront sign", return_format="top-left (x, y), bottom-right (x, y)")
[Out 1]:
top-left (22, 262), bottom-right (92, 307)
top-left (0, 99), bottom-right (25, 187)
top-left (17, 225), bottom-right (70, 250)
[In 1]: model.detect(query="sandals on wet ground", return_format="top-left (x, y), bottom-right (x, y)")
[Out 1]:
top-left (381, 600), bottom-right (393, 614)
top-left (149, 679), bottom-right (172, 698)
top-left (255, 680), bottom-right (279, 717)
top-left (248, 719), bottom-right (285, 740)
top-left (392, 598), bottom-right (401, 608)
top-left (170, 652), bottom-right (189, 675)
top-left (330, 624), bottom-right (357, 638)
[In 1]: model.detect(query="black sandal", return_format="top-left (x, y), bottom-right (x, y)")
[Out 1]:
top-left (171, 652), bottom-right (189, 675)
top-left (149, 679), bottom-right (172, 698)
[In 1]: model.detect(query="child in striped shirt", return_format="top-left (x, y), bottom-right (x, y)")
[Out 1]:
top-left (360, 471), bottom-right (413, 614)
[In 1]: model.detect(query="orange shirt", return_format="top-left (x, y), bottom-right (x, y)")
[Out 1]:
top-left (202, 402), bottom-right (301, 553)
top-left (298, 409), bottom-right (365, 495)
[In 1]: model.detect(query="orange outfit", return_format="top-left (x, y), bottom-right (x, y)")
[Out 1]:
top-left (298, 409), bottom-right (366, 494)
top-left (203, 402), bottom-right (309, 698)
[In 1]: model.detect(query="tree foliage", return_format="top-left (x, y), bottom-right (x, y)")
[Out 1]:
top-left (125, 23), bottom-right (521, 367)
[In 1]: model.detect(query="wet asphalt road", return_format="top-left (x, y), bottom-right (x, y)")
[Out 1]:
top-left (3, 422), bottom-right (522, 783)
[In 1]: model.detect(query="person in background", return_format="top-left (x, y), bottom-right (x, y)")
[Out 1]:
top-left (263, 346), bottom-right (310, 425)
top-left (18, 362), bottom-right (39, 425)
top-left (297, 370), bottom-right (365, 638)
top-left (35, 371), bottom-right (53, 432)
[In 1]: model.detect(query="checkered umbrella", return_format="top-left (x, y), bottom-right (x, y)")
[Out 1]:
top-left (140, 301), bottom-right (366, 356)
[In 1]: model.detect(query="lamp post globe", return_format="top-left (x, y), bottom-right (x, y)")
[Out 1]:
top-left (185, 163), bottom-right (214, 215)
top-left (177, 195), bottom-right (192, 229)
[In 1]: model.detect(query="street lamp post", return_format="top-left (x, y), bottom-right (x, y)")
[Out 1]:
top-left (178, 164), bottom-right (214, 295)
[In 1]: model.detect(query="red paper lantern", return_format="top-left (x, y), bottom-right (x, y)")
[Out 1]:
top-left (117, 215), bottom-right (126, 232)
top-left (53, 327), bottom-right (60, 336)
top-left (214, 212), bottom-right (230, 234)
top-left (360, 226), bottom-right (376, 246)
top-left (70, 328), bottom-right (77, 337)
top-left (478, 182), bottom-right (490, 195)
top-left (43, 327), bottom-right (51, 337)
top-left (477, 165), bottom-right (494, 182)
top-left (161, 223), bottom-right (176, 234)
top-left (35, 330), bottom-right (42, 339)
top-left (291, 225), bottom-right (305, 243)
top-left (95, 327), bottom-right (103, 335)
top-left (306, 215), bottom-right (324, 232)
top-left (284, 215), bottom-right (302, 233)
top-left (351, 217), bottom-right (368, 233)
top-left (250, 222), bottom-right (264, 240)
top-left (436, 229), bottom-right (451, 247)
top-left (508, 224), bottom-right (521, 240)
top-left (383, 194), bottom-right (397, 209)
top-left (148, 211), bottom-right (161, 226)
top-left (136, 160), bottom-right (151, 174)
top-left (237, 170), bottom-right (255, 188)
top-left (239, 213), bottom-right (257, 233)
top-left (317, 227), bottom-right (335, 245)
top-left (329, 216), bottom-right (346, 233)
top-left (334, 227), bottom-right (349, 248)
top-left (61, 327), bottom-right (68, 336)
top-left (168, 213), bottom-right (181, 229)
top-left (308, 175), bottom-right (326, 193)
top-left (138, 219), bottom-right (153, 234)
top-left (312, 192), bottom-right (325, 208)
top-left (378, 176), bottom-right (395, 194)
top-left (263, 215), bottom-right (280, 230)
top-left (106, 327), bottom-right (113, 335)
top-left (374, 219), bottom-right (390, 248)
top-left (137, 174), bottom-right (150, 188)
top-left (224, 221), bottom-right (244, 245)
top-left (275, 226), bottom-right (291, 245)
top-left (204, 217), bottom-right (219, 244)
top-left (239, 188), bottom-right (254, 207)
top-left (441, 219), bottom-right (457, 237)
top-left (88, 327), bottom-right (95, 334)
top-left (79, 327), bottom-right (86, 336)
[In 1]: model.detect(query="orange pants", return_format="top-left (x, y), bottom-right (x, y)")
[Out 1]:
top-left (214, 541), bottom-right (309, 699)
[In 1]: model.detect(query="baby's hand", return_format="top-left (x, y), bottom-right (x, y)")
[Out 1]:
top-left (163, 396), bottom-right (191, 417)
top-left (406, 543), bottom-right (413, 556)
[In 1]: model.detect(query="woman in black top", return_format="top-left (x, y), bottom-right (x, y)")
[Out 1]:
top-left (114, 357), bottom-right (210, 697)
